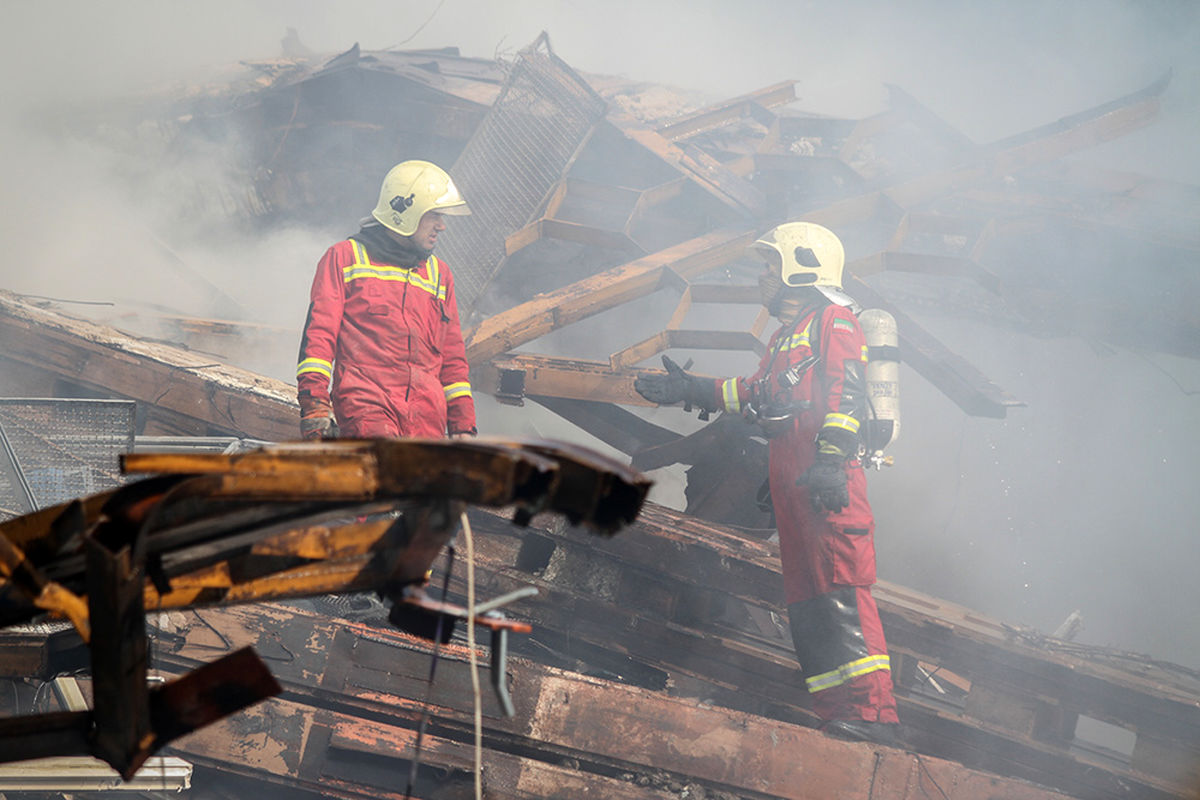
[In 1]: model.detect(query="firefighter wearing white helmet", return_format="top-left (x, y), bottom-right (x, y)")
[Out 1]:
top-left (634, 220), bottom-right (902, 744)
top-left (753, 220), bottom-right (858, 320)
top-left (370, 159), bottom-right (471, 237)
top-left (297, 160), bottom-right (477, 440)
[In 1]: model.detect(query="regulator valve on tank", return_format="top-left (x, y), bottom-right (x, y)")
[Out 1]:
top-left (859, 308), bottom-right (900, 469)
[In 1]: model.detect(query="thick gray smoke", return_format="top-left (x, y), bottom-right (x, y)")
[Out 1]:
top-left (0, 0), bottom-right (1198, 675)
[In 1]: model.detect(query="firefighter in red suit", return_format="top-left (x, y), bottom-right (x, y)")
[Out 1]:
top-left (634, 222), bottom-right (901, 744)
top-left (297, 160), bottom-right (476, 440)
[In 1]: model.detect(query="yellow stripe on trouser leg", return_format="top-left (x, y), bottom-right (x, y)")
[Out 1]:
top-left (805, 654), bottom-right (891, 693)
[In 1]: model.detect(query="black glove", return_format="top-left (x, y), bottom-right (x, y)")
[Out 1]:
top-left (634, 355), bottom-right (716, 412)
top-left (798, 449), bottom-right (849, 513)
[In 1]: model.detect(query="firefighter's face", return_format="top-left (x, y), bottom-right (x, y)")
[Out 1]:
top-left (758, 264), bottom-right (784, 314)
top-left (412, 211), bottom-right (447, 252)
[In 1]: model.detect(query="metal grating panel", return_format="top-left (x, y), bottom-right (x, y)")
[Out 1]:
top-left (439, 33), bottom-right (607, 315)
top-left (0, 399), bottom-right (136, 520)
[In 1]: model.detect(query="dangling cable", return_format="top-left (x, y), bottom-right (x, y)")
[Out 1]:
top-left (461, 510), bottom-right (483, 800)
top-left (150, 589), bottom-right (167, 793)
top-left (404, 545), bottom-right (457, 800)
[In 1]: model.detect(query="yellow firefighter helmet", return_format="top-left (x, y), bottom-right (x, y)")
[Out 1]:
top-left (752, 221), bottom-right (845, 289)
top-left (371, 160), bottom-right (471, 236)
top-left (752, 221), bottom-right (856, 308)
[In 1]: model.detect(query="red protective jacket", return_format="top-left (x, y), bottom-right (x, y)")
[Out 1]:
top-left (297, 238), bottom-right (475, 438)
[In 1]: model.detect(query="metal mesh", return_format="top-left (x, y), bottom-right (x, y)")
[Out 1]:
top-left (0, 399), bottom-right (136, 520)
top-left (439, 34), bottom-right (607, 314)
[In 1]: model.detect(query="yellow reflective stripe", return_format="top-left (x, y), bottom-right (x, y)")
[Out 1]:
top-left (823, 412), bottom-right (860, 434)
top-left (722, 378), bottom-right (741, 413)
top-left (860, 344), bottom-right (868, 361)
top-left (805, 654), bottom-right (891, 693)
top-left (427, 255), bottom-right (446, 300)
top-left (342, 263), bottom-right (441, 290)
top-left (777, 318), bottom-right (816, 353)
top-left (297, 357), bottom-right (333, 378)
top-left (443, 381), bottom-right (472, 401)
top-left (343, 242), bottom-right (445, 300)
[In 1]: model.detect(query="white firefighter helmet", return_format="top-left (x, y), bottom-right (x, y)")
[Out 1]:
top-left (752, 221), bottom-right (856, 307)
top-left (371, 160), bottom-right (471, 237)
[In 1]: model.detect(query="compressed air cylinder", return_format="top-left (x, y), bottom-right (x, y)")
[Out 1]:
top-left (859, 308), bottom-right (900, 453)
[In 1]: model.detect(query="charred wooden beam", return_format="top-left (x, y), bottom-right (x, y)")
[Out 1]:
top-left (149, 603), bottom-right (1077, 800)
top-left (0, 437), bottom-right (650, 779)
top-left (0, 438), bottom-right (650, 629)
top-left (0, 291), bottom-right (297, 442)
top-left (84, 525), bottom-right (153, 777)
top-left (472, 503), bottom-right (1197, 799)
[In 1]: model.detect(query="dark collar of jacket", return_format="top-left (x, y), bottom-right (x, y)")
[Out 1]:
top-left (352, 223), bottom-right (430, 268)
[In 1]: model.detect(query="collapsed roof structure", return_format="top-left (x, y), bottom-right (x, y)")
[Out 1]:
top-left (1, 31), bottom-right (1199, 800)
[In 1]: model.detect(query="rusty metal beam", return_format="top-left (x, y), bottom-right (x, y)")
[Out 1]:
top-left (474, 354), bottom-right (641, 405)
top-left (982, 71), bottom-right (1170, 171)
top-left (798, 72), bottom-right (1171, 227)
top-left (607, 115), bottom-right (767, 217)
top-left (504, 218), bottom-right (643, 257)
top-left (851, 251), bottom-right (1008, 296)
top-left (655, 81), bottom-right (796, 142)
top-left (475, 353), bottom-right (721, 407)
top-left (847, 275), bottom-right (1023, 417)
top-left (463, 227), bottom-right (760, 365)
top-left (528, 396), bottom-right (678, 457)
top-left (883, 83), bottom-right (977, 157)
top-left (609, 330), bottom-right (767, 372)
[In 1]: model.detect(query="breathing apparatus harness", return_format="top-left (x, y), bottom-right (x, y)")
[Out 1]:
top-left (745, 303), bottom-right (826, 438)
top-left (747, 302), bottom-right (897, 470)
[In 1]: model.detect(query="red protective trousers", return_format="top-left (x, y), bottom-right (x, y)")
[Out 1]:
top-left (719, 303), bottom-right (898, 723)
top-left (297, 238), bottom-right (475, 438)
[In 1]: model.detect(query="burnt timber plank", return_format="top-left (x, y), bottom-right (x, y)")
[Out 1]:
top-left (151, 604), bottom-right (1076, 800)
top-left (443, 507), bottom-right (1196, 800)
top-left (0, 291), bottom-right (297, 441)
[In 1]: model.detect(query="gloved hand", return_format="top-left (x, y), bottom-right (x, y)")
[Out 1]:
top-left (634, 355), bottom-right (716, 412)
top-left (299, 395), bottom-right (337, 440)
top-left (798, 448), bottom-right (849, 513)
